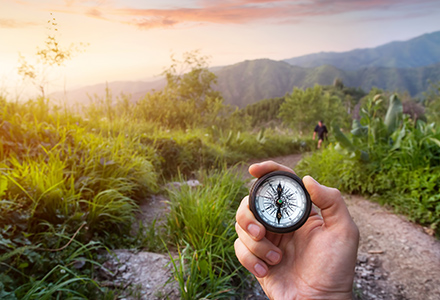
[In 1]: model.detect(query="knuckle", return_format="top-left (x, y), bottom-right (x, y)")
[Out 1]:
top-left (329, 187), bottom-right (342, 198)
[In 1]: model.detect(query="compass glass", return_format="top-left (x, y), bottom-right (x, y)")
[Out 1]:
top-left (250, 171), bottom-right (311, 233)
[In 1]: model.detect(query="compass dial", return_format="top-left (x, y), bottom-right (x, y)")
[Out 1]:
top-left (249, 171), bottom-right (312, 233)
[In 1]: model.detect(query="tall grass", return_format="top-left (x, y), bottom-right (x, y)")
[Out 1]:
top-left (166, 169), bottom-right (248, 298)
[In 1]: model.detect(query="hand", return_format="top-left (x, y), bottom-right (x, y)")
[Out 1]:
top-left (234, 161), bottom-right (359, 300)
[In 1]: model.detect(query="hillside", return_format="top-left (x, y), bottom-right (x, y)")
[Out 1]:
top-left (215, 60), bottom-right (440, 107)
top-left (284, 31), bottom-right (440, 70)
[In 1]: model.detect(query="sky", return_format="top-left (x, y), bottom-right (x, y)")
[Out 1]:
top-left (1, 0), bottom-right (440, 99)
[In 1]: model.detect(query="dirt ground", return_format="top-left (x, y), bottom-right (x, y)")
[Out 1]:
top-left (105, 154), bottom-right (440, 300)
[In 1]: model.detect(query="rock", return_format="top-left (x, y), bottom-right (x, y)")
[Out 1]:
top-left (98, 250), bottom-right (179, 300)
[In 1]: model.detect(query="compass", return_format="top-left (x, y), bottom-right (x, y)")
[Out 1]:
top-left (249, 171), bottom-right (312, 233)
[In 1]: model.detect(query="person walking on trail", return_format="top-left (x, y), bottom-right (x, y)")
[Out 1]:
top-left (313, 120), bottom-right (328, 149)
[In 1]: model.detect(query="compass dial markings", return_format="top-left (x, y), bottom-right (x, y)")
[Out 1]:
top-left (251, 171), bottom-right (311, 232)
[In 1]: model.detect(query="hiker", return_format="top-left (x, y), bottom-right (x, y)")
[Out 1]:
top-left (234, 161), bottom-right (359, 300)
top-left (313, 120), bottom-right (328, 149)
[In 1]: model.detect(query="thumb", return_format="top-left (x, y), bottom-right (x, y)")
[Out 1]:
top-left (303, 175), bottom-right (353, 228)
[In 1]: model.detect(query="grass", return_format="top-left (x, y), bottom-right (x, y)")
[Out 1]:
top-left (0, 95), bottom-right (309, 298)
top-left (165, 169), bottom-right (248, 298)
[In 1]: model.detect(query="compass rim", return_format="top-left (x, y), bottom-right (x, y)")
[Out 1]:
top-left (249, 170), bottom-right (312, 234)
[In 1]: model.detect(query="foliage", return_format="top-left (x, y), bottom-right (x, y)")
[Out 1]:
top-left (279, 85), bottom-right (351, 133)
top-left (0, 98), bottom-right (159, 297)
top-left (424, 81), bottom-right (440, 123)
top-left (297, 93), bottom-right (440, 236)
top-left (240, 97), bottom-right (285, 127)
top-left (166, 169), bottom-right (248, 298)
top-left (137, 51), bottom-right (229, 130)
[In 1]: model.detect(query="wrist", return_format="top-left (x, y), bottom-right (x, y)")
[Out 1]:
top-left (295, 287), bottom-right (354, 300)
top-left (297, 292), bottom-right (353, 300)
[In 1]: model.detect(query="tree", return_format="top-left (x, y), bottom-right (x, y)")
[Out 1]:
top-left (138, 50), bottom-right (227, 129)
top-left (278, 85), bottom-right (350, 134)
top-left (424, 81), bottom-right (440, 124)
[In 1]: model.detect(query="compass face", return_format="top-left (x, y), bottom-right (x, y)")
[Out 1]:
top-left (249, 171), bottom-right (311, 233)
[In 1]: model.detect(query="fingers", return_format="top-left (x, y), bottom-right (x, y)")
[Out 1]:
top-left (234, 238), bottom-right (269, 278)
top-left (235, 222), bottom-right (282, 266)
top-left (235, 194), bottom-right (283, 278)
top-left (302, 175), bottom-right (353, 229)
top-left (236, 196), bottom-right (266, 240)
top-left (249, 160), bottom-right (295, 178)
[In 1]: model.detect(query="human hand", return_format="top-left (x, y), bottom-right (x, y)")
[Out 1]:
top-left (234, 161), bottom-right (359, 300)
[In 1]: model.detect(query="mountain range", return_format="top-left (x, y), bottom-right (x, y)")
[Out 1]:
top-left (283, 31), bottom-right (440, 70)
top-left (52, 30), bottom-right (440, 108)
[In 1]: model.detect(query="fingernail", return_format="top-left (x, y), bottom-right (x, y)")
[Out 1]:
top-left (254, 263), bottom-right (267, 277)
top-left (266, 250), bottom-right (280, 264)
top-left (247, 224), bottom-right (260, 238)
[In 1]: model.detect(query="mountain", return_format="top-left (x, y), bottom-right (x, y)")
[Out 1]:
top-left (52, 31), bottom-right (440, 109)
top-left (214, 59), bottom-right (345, 108)
top-left (215, 60), bottom-right (440, 107)
top-left (284, 31), bottom-right (440, 70)
top-left (53, 60), bottom-right (440, 109)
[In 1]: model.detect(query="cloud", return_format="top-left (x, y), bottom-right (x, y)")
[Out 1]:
top-left (13, 0), bottom-right (440, 29)
top-left (0, 18), bottom-right (39, 28)
top-left (106, 0), bottom-right (440, 29)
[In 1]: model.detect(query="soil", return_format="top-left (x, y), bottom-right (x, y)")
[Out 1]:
top-left (102, 154), bottom-right (440, 300)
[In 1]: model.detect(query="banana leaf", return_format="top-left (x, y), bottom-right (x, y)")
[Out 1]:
top-left (351, 119), bottom-right (368, 137)
top-left (333, 124), bottom-right (356, 152)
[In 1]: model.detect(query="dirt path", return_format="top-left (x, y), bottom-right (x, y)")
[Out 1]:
top-left (260, 155), bottom-right (440, 300)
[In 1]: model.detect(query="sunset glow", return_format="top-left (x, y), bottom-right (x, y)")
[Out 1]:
top-left (1, 0), bottom-right (440, 99)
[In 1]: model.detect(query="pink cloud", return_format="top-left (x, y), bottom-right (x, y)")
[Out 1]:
top-left (106, 0), bottom-right (440, 29)
top-left (12, 0), bottom-right (440, 29)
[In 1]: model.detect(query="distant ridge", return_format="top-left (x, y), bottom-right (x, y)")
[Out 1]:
top-left (283, 31), bottom-right (440, 70)
top-left (52, 31), bottom-right (440, 109)
top-left (214, 60), bottom-right (440, 107)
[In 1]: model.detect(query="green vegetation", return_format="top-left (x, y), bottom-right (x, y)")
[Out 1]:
top-left (166, 170), bottom-right (247, 299)
top-left (297, 93), bottom-right (440, 236)
top-left (279, 85), bottom-right (352, 133)
top-left (1, 51), bottom-right (311, 298)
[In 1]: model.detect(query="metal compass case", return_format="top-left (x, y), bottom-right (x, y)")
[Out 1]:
top-left (249, 171), bottom-right (312, 233)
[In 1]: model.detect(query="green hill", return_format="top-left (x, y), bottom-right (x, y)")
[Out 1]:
top-left (283, 31), bottom-right (440, 70)
top-left (214, 59), bottom-right (440, 108)
top-left (214, 60), bottom-right (346, 107)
